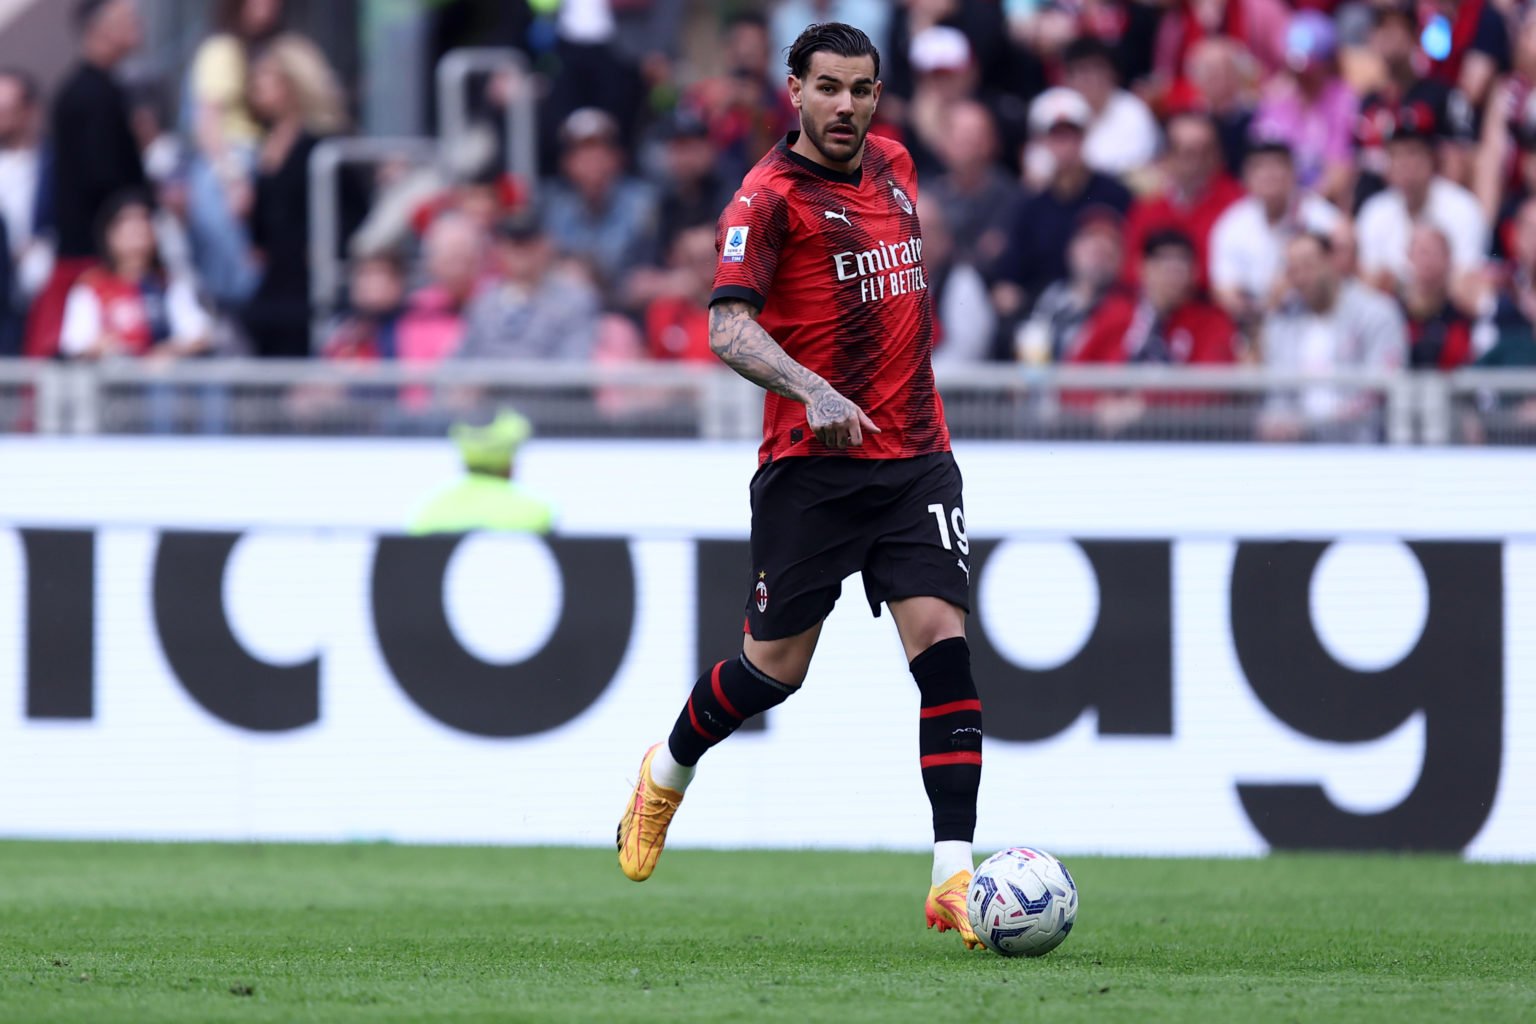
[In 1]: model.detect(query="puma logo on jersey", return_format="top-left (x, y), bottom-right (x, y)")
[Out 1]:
top-left (738, 193), bottom-right (758, 207)
top-left (824, 207), bottom-right (851, 227)
top-left (957, 558), bottom-right (970, 581)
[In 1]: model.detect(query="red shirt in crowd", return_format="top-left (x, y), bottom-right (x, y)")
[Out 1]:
top-left (1120, 174), bottom-right (1246, 287)
top-left (1070, 292), bottom-right (1238, 365)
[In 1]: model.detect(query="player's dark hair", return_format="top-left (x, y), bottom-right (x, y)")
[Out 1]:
top-left (1142, 228), bottom-right (1196, 260)
top-left (786, 22), bottom-right (880, 81)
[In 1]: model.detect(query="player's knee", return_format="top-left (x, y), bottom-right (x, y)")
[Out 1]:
top-left (890, 597), bottom-right (966, 662)
top-left (742, 636), bottom-right (812, 689)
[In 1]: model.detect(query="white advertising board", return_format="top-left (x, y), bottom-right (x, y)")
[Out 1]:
top-left (0, 439), bottom-right (1532, 858)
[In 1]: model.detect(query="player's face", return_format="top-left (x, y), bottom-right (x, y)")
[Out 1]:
top-left (790, 51), bottom-right (881, 169)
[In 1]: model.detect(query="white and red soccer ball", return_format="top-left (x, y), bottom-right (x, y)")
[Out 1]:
top-left (966, 846), bottom-right (1078, 957)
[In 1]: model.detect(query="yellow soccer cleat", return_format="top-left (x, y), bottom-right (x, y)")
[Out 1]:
top-left (616, 743), bottom-right (684, 882)
top-left (925, 870), bottom-right (983, 950)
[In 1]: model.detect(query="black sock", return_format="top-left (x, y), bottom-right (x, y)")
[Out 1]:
top-left (911, 637), bottom-right (983, 843)
top-left (666, 654), bottom-right (796, 767)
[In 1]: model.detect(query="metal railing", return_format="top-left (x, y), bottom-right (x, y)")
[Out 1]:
top-left (1, 360), bottom-right (1520, 444)
top-left (1440, 369), bottom-right (1536, 445)
top-left (305, 48), bottom-right (540, 341)
top-left (435, 48), bottom-right (539, 208)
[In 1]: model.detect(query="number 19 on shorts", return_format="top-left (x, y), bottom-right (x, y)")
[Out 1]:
top-left (927, 504), bottom-right (969, 555)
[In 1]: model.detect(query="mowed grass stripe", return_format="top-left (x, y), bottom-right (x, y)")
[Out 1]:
top-left (0, 844), bottom-right (1531, 1023)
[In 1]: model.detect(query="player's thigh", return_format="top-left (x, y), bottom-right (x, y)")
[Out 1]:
top-left (861, 453), bottom-right (972, 657)
top-left (743, 619), bottom-right (824, 688)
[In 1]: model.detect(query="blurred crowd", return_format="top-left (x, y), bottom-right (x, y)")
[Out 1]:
top-left (4, 0), bottom-right (1536, 436)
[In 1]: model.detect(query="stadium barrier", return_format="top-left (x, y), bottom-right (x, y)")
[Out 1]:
top-left (0, 360), bottom-right (1517, 443)
top-left (1, 439), bottom-right (1533, 857)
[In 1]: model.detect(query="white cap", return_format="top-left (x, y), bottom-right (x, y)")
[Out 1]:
top-left (910, 26), bottom-right (972, 74)
top-left (1029, 87), bottom-right (1093, 135)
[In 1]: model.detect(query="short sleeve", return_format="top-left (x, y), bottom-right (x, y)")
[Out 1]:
top-left (1207, 207), bottom-right (1245, 292)
top-left (166, 278), bottom-right (212, 347)
top-left (710, 187), bottom-right (791, 311)
top-left (59, 284), bottom-right (101, 358)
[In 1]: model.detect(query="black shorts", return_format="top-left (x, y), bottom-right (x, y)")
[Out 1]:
top-left (744, 452), bottom-right (971, 641)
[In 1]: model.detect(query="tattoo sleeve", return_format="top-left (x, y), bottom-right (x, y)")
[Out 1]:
top-left (708, 299), bottom-right (830, 403)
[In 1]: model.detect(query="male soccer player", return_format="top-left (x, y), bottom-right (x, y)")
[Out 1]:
top-left (616, 22), bottom-right (983, 950)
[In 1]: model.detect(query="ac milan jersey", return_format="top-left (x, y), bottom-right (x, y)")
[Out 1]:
top-left (711, 132), bottom-right (951, 463)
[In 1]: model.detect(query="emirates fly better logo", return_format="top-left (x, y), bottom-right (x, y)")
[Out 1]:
top-left (831, 235), bottom-right (927, 305)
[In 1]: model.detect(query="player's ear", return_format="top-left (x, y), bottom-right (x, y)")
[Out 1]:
top-left (787, 74), bottom-right (801, 108)
top-left (872, 80), bottom-right (883, 109)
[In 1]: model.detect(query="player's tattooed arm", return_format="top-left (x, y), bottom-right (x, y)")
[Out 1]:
top-left (709, 299), bottom-right (881, 448)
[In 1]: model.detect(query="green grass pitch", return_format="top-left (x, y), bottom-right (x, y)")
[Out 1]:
top-left (0, 842), bottom-right (1532, 1023)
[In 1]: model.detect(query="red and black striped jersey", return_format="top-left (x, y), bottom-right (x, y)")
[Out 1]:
top-left (711, 132), bottom-right (951, 464)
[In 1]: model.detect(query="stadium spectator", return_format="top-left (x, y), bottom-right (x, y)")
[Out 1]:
top-left (1061, 37), bottom-right (1159, 179)
top-left (1150, 0), bottom-right (1289, 104)
top-left (539, 0), bottom-right (645, 159)
top-left (903, 26), bottom-right (983, 179)
top-left (541, 107), bottom-right (658, 296)
top-left (1399, 224), bottom-right (1478, 369)
top-left (1355, 3), bottom-right (1469, 213)
top-left (1251, 11), bottom-right (1358, 206)
top-left (241, 33), bottom-right (347, 358)
top-left (1121, 110), bottom-right (1245, 286)
top-left (641, 222), bottom-right (716, 363)
top-left (1071, 229), bottom-right (1238, 366)
top-left (458, 216), bottom-right (599, 361)
top-left (400, 212), bottom-right (484, 363)
top-left (1474, 18), bottom-right (1536, 247)
top-left (0, 68), bottom-right (42, 355)
top-left (920, 200), bottom-right (996, 365)
top-left (1015, 206), bottom-right (1126, 364)
top-left (181, 0), bottom-right (286, 314)
top-left (322, 251), bottom-right (407, 360)
top-left (1185, 37), bottom-right (1257, 178)
top-left (58, 190), bottom-right (211, 361)
top-left (1356, 107), bottom-right (1486, 291)
top-left (408, 409), bottom-right (557, 535)
top-left (1476, 197), bottom-right (1536, 366)
top-left (689, 11), bottom-right (795, 186)
top-left (1259, 232), bottom-right (1407, 441)
top-left (650, 109), bottom-right (732, 261)
top-left (25, 0), bottom-right (147, 358)
top-left (926, 100), bottom-right (1020, 271)
top-left (1420, 0), bottom-right (1510, 114)
top-left (994, 87), bottom-right (1132, 316)
top-left (884, 1), bottom-right (1013, 110)
top-left (1209, 138), bottom-right (1342, 338)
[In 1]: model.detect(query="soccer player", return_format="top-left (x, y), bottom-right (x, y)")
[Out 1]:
top-left (616, 23), bottom-right (983, 950)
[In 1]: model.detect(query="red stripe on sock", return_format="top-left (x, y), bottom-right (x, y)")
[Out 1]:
top-left (920, 699), bottom-right (982, 719)
top-left (687, 697), bottom-right (720, 741)
top-left (920, 751), bottom-right (983, 768)
top-left (711, 661), bottom-right (741, 720)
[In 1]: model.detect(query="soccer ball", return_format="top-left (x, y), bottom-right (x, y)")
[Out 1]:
top-left (966, 847), bottom-right (1078, 957)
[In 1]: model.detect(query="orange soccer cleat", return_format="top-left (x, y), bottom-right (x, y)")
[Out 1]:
top-left (925, 870), bottom-right (983, 950)
top-left (616, 744), bottom-right (684, 882)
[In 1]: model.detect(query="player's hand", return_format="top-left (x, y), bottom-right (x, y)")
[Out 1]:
top-left (806, 388), bottom-right (881, 448)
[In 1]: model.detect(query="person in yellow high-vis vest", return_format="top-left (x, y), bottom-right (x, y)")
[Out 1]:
top-left (408, 409), bottom-right (557, 535)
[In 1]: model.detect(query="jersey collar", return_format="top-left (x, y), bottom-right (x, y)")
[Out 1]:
top-left (780, 132), bottom-right (864, 186)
